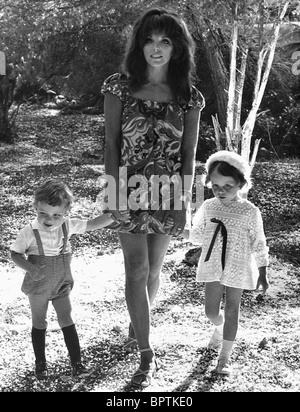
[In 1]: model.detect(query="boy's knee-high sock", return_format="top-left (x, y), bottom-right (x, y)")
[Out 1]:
top-left (62, 324), bottom-right (81, 364)
top-left (31, 327), bottom-right (47, 363)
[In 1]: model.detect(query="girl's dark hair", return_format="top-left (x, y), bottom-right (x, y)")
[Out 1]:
top-left (34, 179), bottom-right (74, 210)
top-left (206, 161), bottom-right (247, 188)
top-left (122, 8), bottom-right (196, 103)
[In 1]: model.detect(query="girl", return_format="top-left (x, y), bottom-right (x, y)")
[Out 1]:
top-left (190, 150), bottom-right (269, 375)
top-left (101, 8), bottom-right (205, 387)
top-left (10, 178), bottom-right (128, 379)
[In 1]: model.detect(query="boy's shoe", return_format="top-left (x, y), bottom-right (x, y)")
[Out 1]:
top-left (35, 361), bottom-right (48, 379)
top-left (215, 360), bottom-right (232, 375)
top-left (71, 361), bottom-right (90, 378)
top-left (207, 329), bottom-right (223, 350)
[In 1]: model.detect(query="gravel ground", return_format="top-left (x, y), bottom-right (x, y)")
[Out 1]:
top-left (0, 106), bottom-right (299, 392)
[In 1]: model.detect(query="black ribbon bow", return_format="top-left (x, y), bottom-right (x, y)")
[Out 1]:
top-left (204, 218), bottom-right (227, 270)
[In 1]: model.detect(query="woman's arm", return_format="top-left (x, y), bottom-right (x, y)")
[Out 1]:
top-left (180, 107), bottom-right (201, 193)
top-left (104, 92), bottom-right (122, 182)
top-left (163, 108), bottom-right (201, 236)
top-left (103, 92), bottom-right (126, 218)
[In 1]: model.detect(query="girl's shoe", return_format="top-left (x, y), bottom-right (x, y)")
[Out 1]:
top-left (35, 361), bottom-right (48, 379)
top-left (71, 361), bottom-right (90, 378)
top-left (216, 360), bottom-right (232, 375)
top-left (131, 348), bottom-right (157, 388)
top-left (208, 328), bottom-right (223, 350)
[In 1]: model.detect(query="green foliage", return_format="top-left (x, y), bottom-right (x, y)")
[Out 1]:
top-left (255, 87), bottom-right (300, 156)
top-left (44, 30), bottom-right (124, 97)
top-left (0, 0), bottom-right (146, 98)
top-left (0, 0), bottom-right (299, 154)
top-left (196, 122), bottom-right (216, 162)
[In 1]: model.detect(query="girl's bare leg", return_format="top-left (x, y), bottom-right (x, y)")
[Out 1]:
top-left (205, 281), bottom-right (225, 326)
top-left (217, 287), bottom-right (243, 374)
top-left (223, 286), bottom-right (243, 341)
top-left (204, 282), bottom-right (225, 349)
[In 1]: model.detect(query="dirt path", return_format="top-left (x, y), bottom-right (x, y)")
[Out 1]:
top-left (1, 243), bottom-right (300, 392)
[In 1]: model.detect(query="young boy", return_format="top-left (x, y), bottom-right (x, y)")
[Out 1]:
top-left (11, 178), bottom-right (128, 379)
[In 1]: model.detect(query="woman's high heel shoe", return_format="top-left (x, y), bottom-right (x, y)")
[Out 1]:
top-left (124, 323), bottom-right (138, 353)
top-left (131, 348), bottom-right (157, 388)
top-left (124, 337), bottom-right (138, 353)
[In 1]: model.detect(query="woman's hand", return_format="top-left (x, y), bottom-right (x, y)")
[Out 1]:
top-left (163, 208), bottom-right (187, 236)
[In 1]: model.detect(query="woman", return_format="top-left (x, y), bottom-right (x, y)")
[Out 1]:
top-left (101, 7), bottom-right (205, 387)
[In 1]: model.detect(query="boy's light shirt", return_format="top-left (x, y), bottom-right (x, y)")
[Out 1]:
top-left (11, 217), bottom-right (88, 257)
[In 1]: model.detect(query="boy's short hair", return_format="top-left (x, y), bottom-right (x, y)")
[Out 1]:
top-left (34, 179), bottom-right (74, 210)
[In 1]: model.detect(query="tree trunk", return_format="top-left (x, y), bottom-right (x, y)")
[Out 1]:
top-left (226, 18), bottom-right (238, 147)
top-left (187, 7), bottom-right (229, 130)
top-left (0, 65), bottom-right (16, 142)
top-left (241, 0), bottom-right (290, 164)
top-left (0, 77), bottom-right (9, 141)
top-left (196, 20), bottom-right (229, 130)
top-left (204, 36), bottom-right (228, 130)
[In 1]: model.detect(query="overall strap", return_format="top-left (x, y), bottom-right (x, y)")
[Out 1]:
top-left (204, 218), bottom-right (227, 270)
top-left (61, 222), bottom-right (68, 254)
top-left (31, 225), bottom-right (45, 257)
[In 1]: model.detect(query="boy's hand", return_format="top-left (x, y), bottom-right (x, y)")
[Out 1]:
top-left (110, 209), bottom-right (131, 223)
top-left (256, 267), bottom-right (269, 294)
top-left (119, 210), bottom-right (131, 220)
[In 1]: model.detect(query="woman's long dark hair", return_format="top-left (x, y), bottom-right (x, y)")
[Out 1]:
top-left (122, 8), bottom-right (196, 103)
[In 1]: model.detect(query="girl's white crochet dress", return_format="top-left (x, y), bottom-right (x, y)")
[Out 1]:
top-left (190, 197), bottom-right (269, 290)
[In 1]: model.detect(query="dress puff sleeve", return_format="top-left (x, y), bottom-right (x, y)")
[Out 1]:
top-left (249, 206), bottom-right (269, 268)
top-left (101, 73), bottom-right (128, 102)
top-left (189, 203), bottom-right (206, 245)
top-left (183, 86), bottom-right (205, 112)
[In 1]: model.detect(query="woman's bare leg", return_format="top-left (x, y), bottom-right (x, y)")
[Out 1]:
top-left (118, 233), bottom-right (151, 351)
top-left (118, 232), bottom-right (171, 385)
top-left (147, 234), bottom-right (172, 305)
